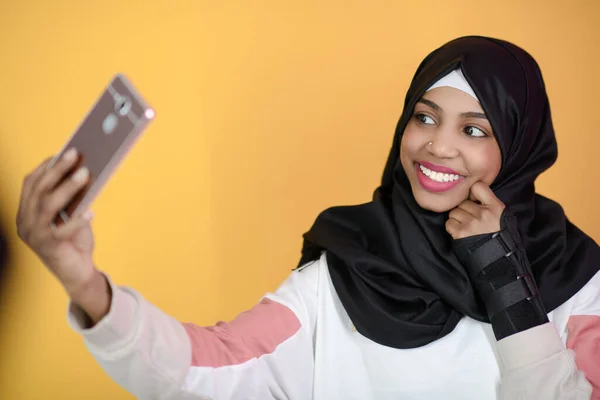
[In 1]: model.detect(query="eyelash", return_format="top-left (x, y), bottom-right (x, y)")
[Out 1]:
top-left (413, 113), bottom-right (488, 138)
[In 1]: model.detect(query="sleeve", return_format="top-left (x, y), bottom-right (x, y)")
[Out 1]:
top-left (497, 322), bottom-right (592, 400)
top-left (66, 261), bottom-right (321, 400)
top-left (497, 270), bottom-right (600, 400)
top-left (566, 270), bottom-right (600, 399)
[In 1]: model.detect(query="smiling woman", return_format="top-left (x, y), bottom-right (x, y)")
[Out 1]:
top-left (14, 35), bottom-right (600, 400)
top-left (400, 70), bottom-right (502, 212)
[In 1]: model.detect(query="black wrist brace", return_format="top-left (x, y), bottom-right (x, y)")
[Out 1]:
top-left (453, 209), bottom-right (548, 340)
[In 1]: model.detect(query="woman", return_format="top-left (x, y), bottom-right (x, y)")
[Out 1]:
top-left (16, 36), bottom-right (600, 399)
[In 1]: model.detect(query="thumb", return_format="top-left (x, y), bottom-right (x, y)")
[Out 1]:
top-left (469, 182), bottom-right (501, 207)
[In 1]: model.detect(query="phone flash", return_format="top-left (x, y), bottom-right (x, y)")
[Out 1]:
top-left (102, 114), bottom-right (118, 135)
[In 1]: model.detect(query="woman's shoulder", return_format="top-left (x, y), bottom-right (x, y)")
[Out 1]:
top-left (289, 251), bottom-right (327, 293)
top-left (547, 269), bottom-right (600, 338)
top-left (263, 253), bottom-right (326, 310)
top-left (568, 269), bottom-right (600, 316)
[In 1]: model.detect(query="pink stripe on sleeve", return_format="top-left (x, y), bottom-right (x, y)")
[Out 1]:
top-left (182, 298), bottom-right (301, 368)
top-left (567, 315), bottom-right (600, 399)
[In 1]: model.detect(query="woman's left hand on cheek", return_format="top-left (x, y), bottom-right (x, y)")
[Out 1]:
top-left (445, 182), bottom-right (506, 240)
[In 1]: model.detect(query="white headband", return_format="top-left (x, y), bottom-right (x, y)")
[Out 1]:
top-left (426, 69), bottom-right (479, 102)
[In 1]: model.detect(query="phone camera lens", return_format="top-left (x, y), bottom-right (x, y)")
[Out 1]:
top-left (115, 96), bottom-right (132, 116)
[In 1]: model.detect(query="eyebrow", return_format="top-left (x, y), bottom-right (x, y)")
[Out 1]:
top-left (417, 98), bottom-right (488, 120)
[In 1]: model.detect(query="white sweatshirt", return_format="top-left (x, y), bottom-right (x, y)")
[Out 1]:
top-left (68, 253), bottom-right (600, 399)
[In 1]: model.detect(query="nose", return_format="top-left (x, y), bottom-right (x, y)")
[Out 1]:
top-left (427, 126), bottom-right (459, 159)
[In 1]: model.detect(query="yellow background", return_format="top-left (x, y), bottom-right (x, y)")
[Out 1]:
top-left (0, 1), bottom-right (598, 398)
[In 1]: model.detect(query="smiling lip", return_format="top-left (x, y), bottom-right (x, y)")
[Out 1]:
top-left (418, 161), bottom-right (461, 175)
top-left (415, 162), bottom-right (465, 193)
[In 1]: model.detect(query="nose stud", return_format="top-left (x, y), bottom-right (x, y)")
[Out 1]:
top-left (428, 141), bottom-right (433, 146)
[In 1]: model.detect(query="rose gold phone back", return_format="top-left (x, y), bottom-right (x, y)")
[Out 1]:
top-left (53, 74), bottom-right (154, 225)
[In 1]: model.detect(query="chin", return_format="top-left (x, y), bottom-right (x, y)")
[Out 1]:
top-left (412, 190), bottom-right (460, 213)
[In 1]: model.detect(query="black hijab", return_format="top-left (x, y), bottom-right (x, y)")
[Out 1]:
top-left (298, 36), bottom-right (600, 349)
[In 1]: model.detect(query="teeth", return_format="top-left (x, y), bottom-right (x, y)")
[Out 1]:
top-left (419, 164), bottom-right (462, 183)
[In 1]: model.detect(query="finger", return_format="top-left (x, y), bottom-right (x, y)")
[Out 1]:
top-left (29, 148), bottom-right (81, 225)
top-left (24, 150), bottom-right (78, 227)
top-left (445, 218), bottom-right (461, 238)
top-left (19, 157), bottom-right (53, 211)
top-left (448, 207), bottom-right (473, 224)
top-left (33, 148), bottom-right (80, 198)
top-left (469, 182), bottom-right (502, 207)
top-left (37, 166), bottom-right (90, 225)
top-left (456, 200), bottom-right (482, 218)
top-left (52, 210), bottom-right (93, 241)
top-left (17, 157), bottom-right (54, 239)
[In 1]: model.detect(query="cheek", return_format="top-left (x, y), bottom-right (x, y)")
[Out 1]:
top-left (400, 130), bottom-right (417, 171)
top-left (400, 125), bottom-right (425, 158)
top-left (468, 142), bottom-right (502, 183)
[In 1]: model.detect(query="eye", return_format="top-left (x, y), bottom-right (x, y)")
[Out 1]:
top-left (415, 113), bottom-right (435, 125)
top-left (464, 125), bottom-right (487, 138)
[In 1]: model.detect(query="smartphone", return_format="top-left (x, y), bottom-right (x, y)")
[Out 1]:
top-left (48, 74), bottom-right (155, 227)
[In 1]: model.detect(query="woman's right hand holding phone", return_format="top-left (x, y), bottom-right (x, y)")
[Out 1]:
top-left (16, 148), bottom-right (111, 325)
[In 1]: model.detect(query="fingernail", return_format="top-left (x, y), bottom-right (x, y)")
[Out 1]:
top-left (83, 211), bottom-right (94, 220)
top-left (63, 148), bottom-right (77, 161)
top-left (72, 167), bottom-right (89, 182)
